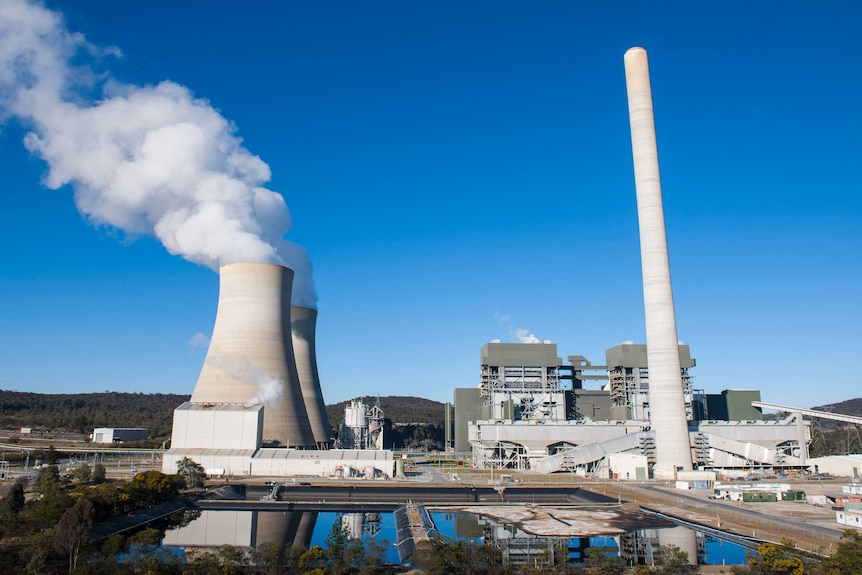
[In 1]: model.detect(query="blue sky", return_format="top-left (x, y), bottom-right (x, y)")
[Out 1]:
top-left (0, 1), bottom-right (859, 409)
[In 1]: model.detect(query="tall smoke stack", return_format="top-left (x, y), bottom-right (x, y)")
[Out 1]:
top-left (624, 47), bottom-right (693, 477)
top-left (190, 262), bottom-right (316, 448)
top-left (291, 306), bottom-right (334, 448)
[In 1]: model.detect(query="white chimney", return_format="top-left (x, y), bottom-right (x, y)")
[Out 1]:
top-left (624, 47), bottom-right (693, 477)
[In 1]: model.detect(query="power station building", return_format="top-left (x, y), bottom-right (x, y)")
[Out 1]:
top-left (162, 48), bottom-right (813, 482)
top-left (162, 262), bottom-right (392, 479)
top-left (452, 340), bottom-right (809, 477)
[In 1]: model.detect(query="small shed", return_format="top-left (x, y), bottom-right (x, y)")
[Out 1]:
top-left (92, 427), bottom-right (149, 444)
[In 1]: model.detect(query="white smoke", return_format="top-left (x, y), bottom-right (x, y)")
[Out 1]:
top-left (495, 311), bottom-right (547, 344)
top-left (0, 0), bottom-right (316, 307)
top-left (245, 373), bottom-right (284, 407)
top-left (512, 327), bottom-right (542, 344)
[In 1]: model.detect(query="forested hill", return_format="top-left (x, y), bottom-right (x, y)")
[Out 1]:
top-left (812, 398), bottom-right (862, 417)
top-left (0, 390), bottom-right (445, 437)
top-left (0, 390), bottom-right (189, 438)
top-left (326, 396), bottom-right (445, 427)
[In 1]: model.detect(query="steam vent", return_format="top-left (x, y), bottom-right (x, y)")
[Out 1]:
top-left (190, 262), bottom-right (316, 448)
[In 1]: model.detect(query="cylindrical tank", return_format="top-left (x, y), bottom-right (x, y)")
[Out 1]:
top-left (345, 400), bottom-right (368, 428)
top-left (190, 262), bottom-right (316, 448)
top-left (624, 47), bottom-right (693, 476)
top-left (291, 306), bottom-right (334, 448)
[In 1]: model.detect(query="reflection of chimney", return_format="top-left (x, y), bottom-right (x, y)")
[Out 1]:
top-left (624, 47), bottom-right (693, 476)
top-left (190, 262), bottom-right (316, 448)
top-left (291, 306), bottom-right (334, 448)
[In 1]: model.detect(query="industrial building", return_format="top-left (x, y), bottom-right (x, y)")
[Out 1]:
top-left (444, 48), bottom-right (810, 479)
top-left (92, 427), bottom-right (148, 444)
top-left (336, 399), bottom-right (385, 450)
top-left (808, 455), bottom-right (862, 478)
top-left (162, 48), bottom-right (822, 483)
top-left (162, 262), bottom-right (392, 479)
top-left (605, 343), bottom-right (697, 421)
top-left (454, 340), bottom-right (809, 476)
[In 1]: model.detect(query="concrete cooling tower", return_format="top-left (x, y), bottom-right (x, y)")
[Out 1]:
top-left (291, 306), bottom-right (334, 448)
top-left (190, 262), bottom-right (316, 448)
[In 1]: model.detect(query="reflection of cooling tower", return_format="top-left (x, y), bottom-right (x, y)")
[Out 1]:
top-left (624, 47), bottom-right (693, 476)
top-left (190, 262), bottom-right (316, 448)
top-left (657, 527), bottom-right (698, 565)
top-left (291, 307), bottom-right (334, 448)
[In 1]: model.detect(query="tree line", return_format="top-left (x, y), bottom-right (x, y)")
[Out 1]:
top-left (0, 390), bottom-right (189, 439)
top-left (0, 390), bottom-right (449, 450)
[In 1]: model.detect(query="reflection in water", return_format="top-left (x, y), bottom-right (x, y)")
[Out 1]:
top-left (163, 510), bottom-right (317, 550)
top-left (341, 513), bottom-right (381, 539)
top-left (161, 509), bottom-right (746, 567)
top-left (439, 512), bottom-right (745, 567)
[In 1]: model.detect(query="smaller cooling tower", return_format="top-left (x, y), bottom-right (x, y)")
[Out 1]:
top-left (190, 262), bottom-right (316, 448)
top-left (291, 306), bottom-right (334, 448)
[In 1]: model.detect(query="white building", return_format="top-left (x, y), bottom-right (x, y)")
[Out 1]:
top-left (163, 402), bottom-right (393, 478)
top-left (809, 455), bottom-right (862, 478)
top-left (92, 427), bottom-right (148, 443)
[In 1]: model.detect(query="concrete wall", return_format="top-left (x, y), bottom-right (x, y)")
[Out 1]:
top-left (170, 402), bottom-right (263, 450)
top-left (706, 390), bottom-right (763, 421)
top-left (454, 388), bottom-right (483, 452)
top-left (608, 452), bottom-right (648, 480)
top-left (605, 343), bottom-right (695, 369)
top-left (163, 448), bottom-right (393, 478)
top-left (574, 389), bottom-right (612, 419)
top-left (724, 390), bottom-right (763, 421)
top-left (481, 342), bottom-right (561, 367)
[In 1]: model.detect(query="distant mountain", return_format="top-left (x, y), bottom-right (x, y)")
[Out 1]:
top-left (811, 398), bottom-right (862, 417)
top-left (326, 395), bottom-right (445, 427)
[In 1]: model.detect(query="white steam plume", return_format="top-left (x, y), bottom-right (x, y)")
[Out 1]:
top-left (512, 327), bottom-right (542, 344)
top-left (245, 374), bottom-right (285, 407)
top-left (0, 0), bottom-right (316, 307)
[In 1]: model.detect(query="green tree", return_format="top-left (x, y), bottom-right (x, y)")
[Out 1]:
top-left (0, 478), bottom-right (26, 517)
top-left (652, 544), bottom-right (699, 575)
top-left (299, 545), bottom-right (327, 572)
top-left (71, 462), bottom-right (92, 485)
top-left (249, 540), bottom-right (304, 575)
top-left (54, 497), bottom-right (94, 574)
top-left (36, 465), bottom-right (62, 495)
top-left (92, 462), bottom-right (107, 484)
top-left (176, 457), bottom-right (207, 489)
top-left (414, 539), bottom-right (507, 575)
top-left (823, 529), bottom-right (862, 575)
top-left (735, 539), bottom-right (806, 575)
top-left (584, 546), bottom-right (625, 575)
top-left (324, 515), bottom-right (351, 574)
top-left (25, 546), bottom-right (47, 575)
top-left (124, 470), bottom-right (183, 504)
top-left (44, 445), bottom-right (59, 464)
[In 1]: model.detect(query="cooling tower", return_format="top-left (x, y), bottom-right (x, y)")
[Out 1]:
top-left (624, 47), bottom-right (693, 476)
top-left (291, 306), bottom-right (334, 448)
top-left (190, 262), bottom-right (316, 448)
